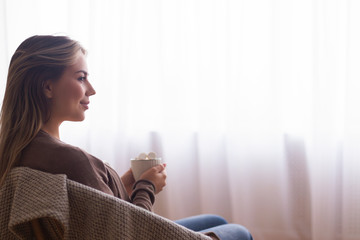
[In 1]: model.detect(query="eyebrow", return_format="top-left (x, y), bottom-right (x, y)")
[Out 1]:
top-left (75, 70), bottom-right (89, 76)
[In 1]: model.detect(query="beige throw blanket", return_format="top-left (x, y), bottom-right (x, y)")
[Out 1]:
top-left (0, 167), bottom-right (212, 240)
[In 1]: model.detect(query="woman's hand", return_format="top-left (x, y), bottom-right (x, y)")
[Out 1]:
top-left (139, 163), bottom-right (167, 194)
top-left (121, 168), bottom-right (136, 197)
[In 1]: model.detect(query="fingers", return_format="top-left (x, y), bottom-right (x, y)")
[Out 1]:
top-left (153, 163), bottom-right (166, 172)
top-left (121, 168), bottom-right (135, 181)
top-left (121, 168), bottom-right (136, 196)
top-left (139, 163), bottom-right (167, 194)
top-left (125, 168), bottom-right (134, 177)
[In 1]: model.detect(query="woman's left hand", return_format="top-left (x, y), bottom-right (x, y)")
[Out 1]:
top-left (121, 168), bottom-right (136, 196)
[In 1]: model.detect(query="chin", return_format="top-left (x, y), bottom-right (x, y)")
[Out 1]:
top-left (77, 116), bottom-right (86, 121)
top-left (70, 114), bottom-right (86, 122)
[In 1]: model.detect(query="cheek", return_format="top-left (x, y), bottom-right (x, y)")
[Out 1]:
top-left (64, 83), bottom-right (85, 101)
top-left (71, 85), bottom-right (85, 99)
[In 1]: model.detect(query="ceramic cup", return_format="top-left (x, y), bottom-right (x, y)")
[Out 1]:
top-left (131, 158), bottom-right (162, 181)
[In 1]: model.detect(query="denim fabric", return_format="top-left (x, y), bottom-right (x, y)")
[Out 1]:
top-left (175, 214), bottom-right (253, 240)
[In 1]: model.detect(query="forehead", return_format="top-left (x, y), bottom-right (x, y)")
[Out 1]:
top-left (67, 52), bottom-right (88, 73)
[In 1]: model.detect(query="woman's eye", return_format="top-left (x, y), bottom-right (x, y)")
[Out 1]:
top-left (78, 76), bottom-right (86, 82)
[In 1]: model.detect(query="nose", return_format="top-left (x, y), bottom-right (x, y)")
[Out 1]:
top-left (86, 81), bottom-right (96, 96)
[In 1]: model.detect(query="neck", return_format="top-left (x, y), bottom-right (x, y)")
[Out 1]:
top-left (41, 120), bottom-right (61, 139)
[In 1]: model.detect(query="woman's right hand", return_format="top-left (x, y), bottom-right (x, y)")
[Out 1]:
top-left (139, 163), bottom-right (167, 194)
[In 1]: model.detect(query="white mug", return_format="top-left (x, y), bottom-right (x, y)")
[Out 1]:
top-left (131, 158), bottom-right (162, 181)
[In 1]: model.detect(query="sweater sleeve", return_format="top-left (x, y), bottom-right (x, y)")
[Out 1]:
top-left (130, 180), bottom-right (156, 211)
top-left (105, 164), bottom-right (155, 211)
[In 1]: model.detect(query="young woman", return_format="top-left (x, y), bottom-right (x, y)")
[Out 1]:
top-left (0, 35), bottom-right (252, 240)
top-left (0, 35), bottom-right (165, 211)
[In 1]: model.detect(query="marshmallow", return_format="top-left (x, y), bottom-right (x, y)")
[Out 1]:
top-left (138, 152), bottom-right (147, 160)
top-left (148, 152), bottom-right (157, 159)
top-left (137, 152), bottom-right (158, 160)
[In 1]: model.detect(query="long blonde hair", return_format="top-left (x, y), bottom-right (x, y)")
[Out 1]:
top-left (0, 35), bottom-right (85, 185)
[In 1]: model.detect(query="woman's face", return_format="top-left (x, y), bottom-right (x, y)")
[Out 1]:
top-left (47, 51), bottom-right (96, 123)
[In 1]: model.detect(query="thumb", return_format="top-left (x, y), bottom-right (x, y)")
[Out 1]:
top-left (154, 163), bottom-right (165, 172)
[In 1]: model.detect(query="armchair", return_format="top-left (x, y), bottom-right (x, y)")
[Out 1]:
top-left (0, 167), bottom-right (211, 240)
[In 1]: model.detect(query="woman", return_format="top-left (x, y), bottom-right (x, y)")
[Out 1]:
top-left (0, 35), bottom-right (252, 240)
top-left (0, 35), bottom-right (165, 211)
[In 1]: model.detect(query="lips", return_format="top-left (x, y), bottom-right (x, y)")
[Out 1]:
top-left (80, 101), bottom-right (89, 109)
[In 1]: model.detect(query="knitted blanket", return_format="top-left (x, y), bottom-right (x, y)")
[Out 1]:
top-left (0, 167), bottom-right (212, 240)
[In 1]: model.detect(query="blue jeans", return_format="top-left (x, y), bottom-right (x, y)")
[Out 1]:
top-left (175, 214), bottom-right (253, 240)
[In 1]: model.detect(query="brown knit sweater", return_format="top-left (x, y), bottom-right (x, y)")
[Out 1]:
top-left (17, 130), bottom-right (155, 211)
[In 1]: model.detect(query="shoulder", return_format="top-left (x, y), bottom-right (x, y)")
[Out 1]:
top-left (29, 131), bottom-right (87, 160)
top-left (20, 130), bottom-right (100, 173)
top-left (19, 131), bottom-right (115, 193)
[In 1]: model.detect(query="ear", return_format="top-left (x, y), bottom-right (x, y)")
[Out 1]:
top-left (43, 80), bottom-right (54, 99)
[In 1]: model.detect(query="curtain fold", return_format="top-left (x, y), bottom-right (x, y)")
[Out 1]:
top-left (1, 0), bottom-right (359, 239)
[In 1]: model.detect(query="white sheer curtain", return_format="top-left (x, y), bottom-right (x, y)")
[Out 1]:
top-left (1, 0), bottom-right (360, 239)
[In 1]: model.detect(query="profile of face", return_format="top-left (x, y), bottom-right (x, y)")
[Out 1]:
top-left (44, 51), bottom-right (96, 123)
